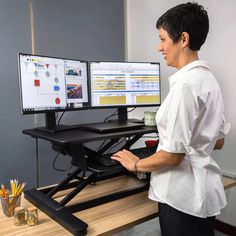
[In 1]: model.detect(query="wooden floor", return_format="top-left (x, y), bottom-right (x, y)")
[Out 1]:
top-left (0, 176), bottom-right (235, 236)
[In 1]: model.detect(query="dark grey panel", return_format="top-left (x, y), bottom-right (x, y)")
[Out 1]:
top-left (0, 1), bottom-right (35, 186)
top-left (32, 0), bottom-right (124, 61)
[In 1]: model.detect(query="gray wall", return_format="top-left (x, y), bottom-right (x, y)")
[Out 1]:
top-left (0, 0), bottom-right (36, 188)
top-left (0, 0), bottom-right (125, 189)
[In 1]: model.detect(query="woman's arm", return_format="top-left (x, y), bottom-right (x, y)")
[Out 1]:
top-left (111, 149), bottom-right (185, 173)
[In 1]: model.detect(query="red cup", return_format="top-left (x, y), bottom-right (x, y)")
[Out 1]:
top-left (145, 139), bottom-right (159, 148)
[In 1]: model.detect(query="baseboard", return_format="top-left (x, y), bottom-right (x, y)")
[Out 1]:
top-left (215, 219), bottom-right (236, 236)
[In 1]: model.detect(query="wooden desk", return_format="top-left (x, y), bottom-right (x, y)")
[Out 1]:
top-left (1, 176), bottom-right (235, 236)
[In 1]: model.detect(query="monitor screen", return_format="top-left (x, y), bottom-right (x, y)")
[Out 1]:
top-left (89, 61), bottom-right (161, 109)
top-left (18, 53), bottom-right (89, 114)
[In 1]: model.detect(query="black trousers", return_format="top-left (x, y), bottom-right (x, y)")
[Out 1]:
top-left (159, 203), bottom-right (216, 236)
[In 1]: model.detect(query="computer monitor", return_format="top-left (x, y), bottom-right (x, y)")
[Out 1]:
top-left (18, 53), bottom-right (89, 132)
top-left (86, 61), bottom-right (161, 132)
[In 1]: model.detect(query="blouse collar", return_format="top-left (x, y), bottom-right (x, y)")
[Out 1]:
top-left (168, 60), bottom-right (209, 87)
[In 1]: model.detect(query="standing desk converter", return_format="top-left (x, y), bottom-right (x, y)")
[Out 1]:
top-left (23, 125), bottom-right (157, 236)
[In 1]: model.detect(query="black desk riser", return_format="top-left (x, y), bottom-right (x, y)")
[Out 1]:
top-left (23, 126), bottom-right (157, 236)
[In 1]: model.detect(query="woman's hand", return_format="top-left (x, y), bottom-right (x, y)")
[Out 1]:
top-left (112, 149), bottom-right (185, 173)
top-left (111, 149), bottom-right (139, 172)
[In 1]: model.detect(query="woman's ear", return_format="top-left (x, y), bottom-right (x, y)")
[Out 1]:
top-left (181, 32), bottom-right (190, 48)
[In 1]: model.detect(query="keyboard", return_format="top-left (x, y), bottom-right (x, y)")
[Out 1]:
top-left (92, 145), bottom-right (157, 167)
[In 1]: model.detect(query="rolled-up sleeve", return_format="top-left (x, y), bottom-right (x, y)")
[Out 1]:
top-left (218, 116), bottom-right (231, 139)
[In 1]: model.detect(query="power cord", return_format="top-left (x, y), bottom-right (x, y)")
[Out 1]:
top-left (103, 110), bottom-right (118, 122)
top-left (57, 111), bottom-right (66, 125)
top-left (53, 152), bottom-right (73, 172)
top-left (103, 107), bottom-right (136, 122)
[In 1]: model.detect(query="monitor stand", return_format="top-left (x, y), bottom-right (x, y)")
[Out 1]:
top-left (34, 112), bottom-right (81, 133)
top-left (81, 108), bottom-right (145, 133)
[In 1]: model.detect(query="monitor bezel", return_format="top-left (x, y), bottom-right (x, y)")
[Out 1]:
top-left (88, 60), bottom-right (161, 110)
top-left (18, 52), bottom-right (90, 115)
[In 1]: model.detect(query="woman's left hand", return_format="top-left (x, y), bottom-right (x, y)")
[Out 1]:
top-left (111, 149), bottom-right (139, 172)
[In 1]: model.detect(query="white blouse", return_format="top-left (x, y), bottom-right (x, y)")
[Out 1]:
top-left (148, 60), bottom-right (230, 218)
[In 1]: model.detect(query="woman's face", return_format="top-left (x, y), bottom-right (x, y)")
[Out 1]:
top-left (158, 27), bottom-right (182, 68)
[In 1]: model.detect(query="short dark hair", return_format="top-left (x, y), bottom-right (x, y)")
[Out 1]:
top-left (156, 2), bottom-right (209, 50)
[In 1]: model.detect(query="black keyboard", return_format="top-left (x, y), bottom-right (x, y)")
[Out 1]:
top-left (92, 145), bottom-right (157, 167)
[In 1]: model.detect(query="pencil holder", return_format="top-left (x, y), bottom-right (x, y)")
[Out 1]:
top-left (0, 194), bottom-right (21, 217)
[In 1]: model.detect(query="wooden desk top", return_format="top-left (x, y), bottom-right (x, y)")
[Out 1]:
top-left (1, 176), bottom-right (235, 236)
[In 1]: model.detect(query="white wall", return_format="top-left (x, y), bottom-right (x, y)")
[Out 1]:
top-left (125, 0), bottom-right (236, 226)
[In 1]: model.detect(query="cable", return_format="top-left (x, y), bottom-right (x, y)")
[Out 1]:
top-left (103, 110), bottom-right (118, 122)
top-left (53, 152), bottom-right (73, 172)
top-left (128, 107), bottom-right (136, 113)
top-left (103, 107), bottom-right (136, 123)
top-left (57, 111), bottom-right (65, 125)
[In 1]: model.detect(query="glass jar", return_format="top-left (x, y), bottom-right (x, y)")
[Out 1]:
top-left (14, 207), bottom-right (27, 225)
top-left (27, 207), bottom-right (38, 226)
top-left (1, 193), bottom-right (21, 217)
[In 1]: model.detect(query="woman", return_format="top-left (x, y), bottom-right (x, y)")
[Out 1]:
top-left (112, 2), bottom-right (230, 236)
